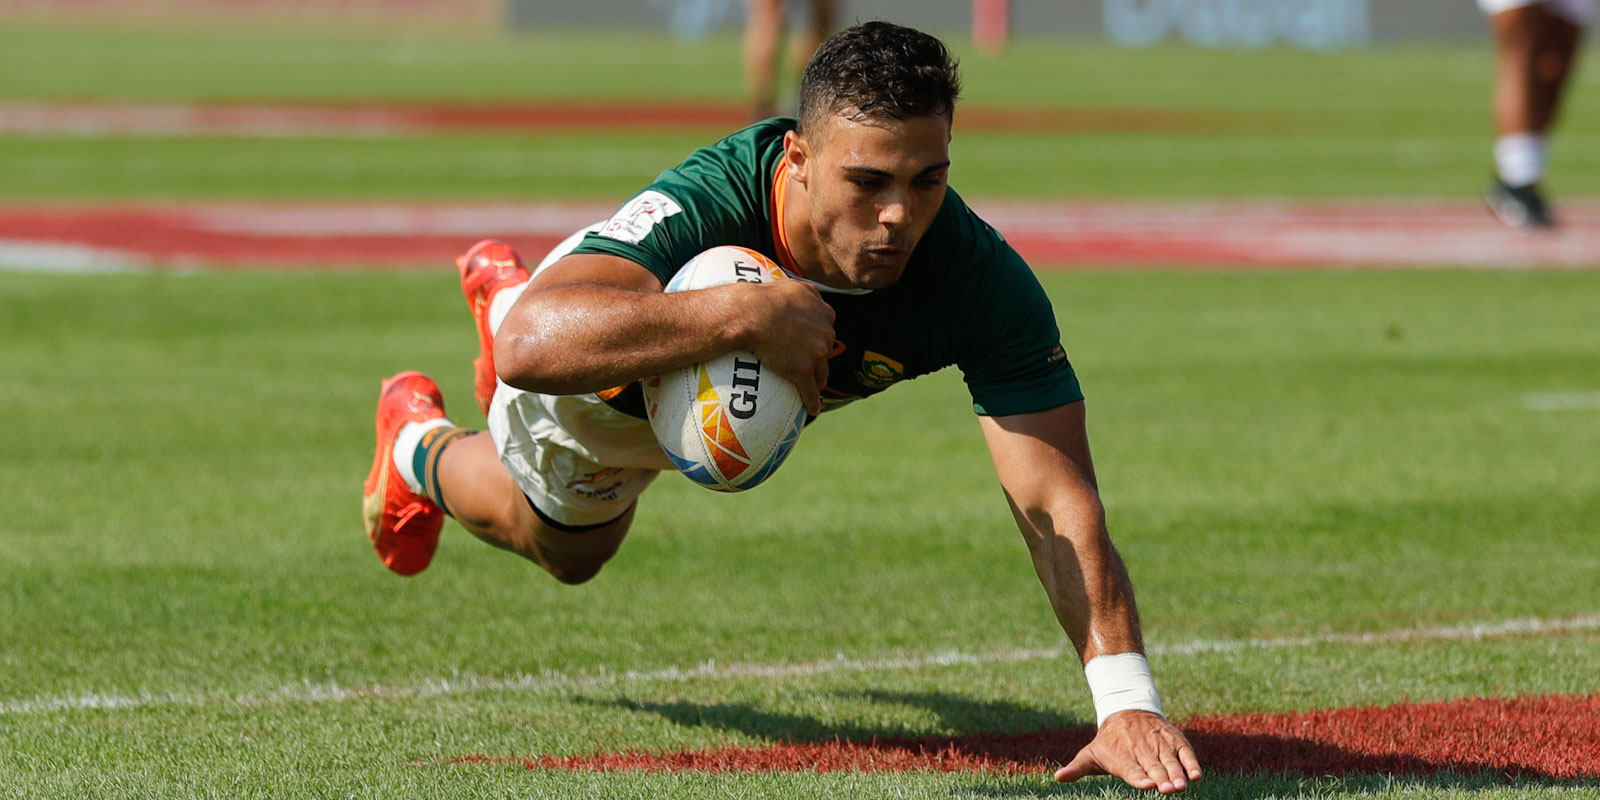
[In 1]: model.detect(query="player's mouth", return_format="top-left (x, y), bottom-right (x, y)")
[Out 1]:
top-left (853, 249), bottom-right (907, 289)
top-left (865, 245), bottom-right (905, 263)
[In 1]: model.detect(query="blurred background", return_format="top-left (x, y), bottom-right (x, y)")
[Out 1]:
top-left (0, 0), bottom-right (1488, 42)
top-left (2, 0), bottom-right (1594, 268)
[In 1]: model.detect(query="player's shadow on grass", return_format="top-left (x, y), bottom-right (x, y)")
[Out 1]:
top-left (575, 692), bottom-right (1599, 797)
top-left (578, 690), bottom-right (1032, 744)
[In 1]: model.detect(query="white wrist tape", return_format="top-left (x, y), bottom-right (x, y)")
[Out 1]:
top-left (1084, 652), bottom-right (1164, 727)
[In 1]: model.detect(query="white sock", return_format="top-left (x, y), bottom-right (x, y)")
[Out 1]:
top-left (392, 418), bottom-right (453, 493)
top-left (1494, 133), bottom-right (1546, 188)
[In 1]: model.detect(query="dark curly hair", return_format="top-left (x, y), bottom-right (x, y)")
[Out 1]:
top-left (797, 21), bottom-right (961, 134)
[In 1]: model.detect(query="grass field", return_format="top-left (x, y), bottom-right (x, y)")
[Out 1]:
top-left (2, 24), bottom-right (1599, 800)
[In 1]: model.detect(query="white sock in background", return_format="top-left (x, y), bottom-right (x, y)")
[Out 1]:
top-left (1494, 133), bottom-right (1546, 188)
top-left (488, 279), bottom-right (529, 338)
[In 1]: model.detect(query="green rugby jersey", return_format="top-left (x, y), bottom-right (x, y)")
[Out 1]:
top-left (571, 118), bottom-right (1082, 418)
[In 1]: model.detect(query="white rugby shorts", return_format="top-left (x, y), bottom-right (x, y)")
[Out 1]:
top-left (484, 223), bottom-right (672, 528)
top-left (1479, 0), bottom-right (1592, 24)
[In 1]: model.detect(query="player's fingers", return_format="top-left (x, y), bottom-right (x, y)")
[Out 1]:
top-left (1158, 754), bottom-right (1189, 792)
top-left (1178, 741), bottom-right (1203, 781)
top-left (1051, 746), bottom-right (1102, 783)
top-left (809, 357), bottom-right (829, 415)
top-left (798, 370), bottom-right (822, 417)
top-left (1120, 761), bottom-right (1160, 792)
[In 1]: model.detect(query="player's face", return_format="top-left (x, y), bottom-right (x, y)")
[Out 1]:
top-left (791, 112), bottom-right (951, 290)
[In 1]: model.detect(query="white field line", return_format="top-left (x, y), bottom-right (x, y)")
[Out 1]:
top-left (4, 612), bottom-right (1597, 717)
top-left (0, 240), bottom-right (147, 273)
top-left (1524, 392), bottom-right (1600, 411)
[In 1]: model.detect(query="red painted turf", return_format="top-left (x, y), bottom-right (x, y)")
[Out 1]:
top-left (458, 694), bottom-right (1600, 779)
top-left (7, 201), bottom-right (1600, 270)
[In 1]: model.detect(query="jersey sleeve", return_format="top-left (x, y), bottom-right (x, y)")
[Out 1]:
top-left (956, 244), bottom-right (1084, 417)
top-left (567, 182), bottom-right (751, 286)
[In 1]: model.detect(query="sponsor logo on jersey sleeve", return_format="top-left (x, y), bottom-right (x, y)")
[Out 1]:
top-left (1046, 344), bottom-right (1067, 363)
top-left (597, 190), bottom-right (684, 245)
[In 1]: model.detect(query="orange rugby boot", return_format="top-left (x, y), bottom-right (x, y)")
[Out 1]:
top-left (456, 239), bottom-right (531, 415)
top-left (362, 371), bottom-right (447, 576)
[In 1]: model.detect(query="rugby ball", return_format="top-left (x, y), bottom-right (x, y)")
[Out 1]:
top-left (642, 246), bottom-right (807, 492)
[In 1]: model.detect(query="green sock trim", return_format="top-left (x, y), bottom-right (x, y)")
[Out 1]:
top-left (413, 426), bottom-right (475, 516)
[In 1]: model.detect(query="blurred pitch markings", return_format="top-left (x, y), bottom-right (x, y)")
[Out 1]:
top-left (0, 101), bottom-right (1241, 137)
top-left (2, 200), bottom-right (1596, 271)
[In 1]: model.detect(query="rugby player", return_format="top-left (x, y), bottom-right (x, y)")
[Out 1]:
top-left (1481, 0), bottom-right (1590, 228)
top-left (363, 21), bottom-right (1203, 793)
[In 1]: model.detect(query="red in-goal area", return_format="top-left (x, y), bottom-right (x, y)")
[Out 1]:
top-left (456, 694), bottom-right (1600, 779)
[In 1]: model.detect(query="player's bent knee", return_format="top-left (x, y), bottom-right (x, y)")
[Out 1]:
top-left (529, 507), bottom-right (633, 585)
top-left (535, 533), bottom-right (625, 585)
top-left (540, 555), bottom-right (609, 585)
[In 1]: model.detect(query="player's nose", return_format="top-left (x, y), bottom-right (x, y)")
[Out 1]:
top-left (878, 196), bottom-right (908, 227)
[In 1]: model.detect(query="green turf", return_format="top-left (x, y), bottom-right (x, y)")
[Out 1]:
top-left (1, 27), bottom-right (1597, 198)
top-left (0, 27), bottom-right (752, 103)
top-left (3, 268), bottom-right (1597, 798)
top-left (0, 134), bottom-right (714, 200)
top-left (4, 22), bottom-right (1599, 800)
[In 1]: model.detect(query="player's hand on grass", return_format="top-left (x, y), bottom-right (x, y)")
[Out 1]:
top-left (1054, 709), bottom-right (1202, 794)
top-left (735, 279), bottom-right (835, 415)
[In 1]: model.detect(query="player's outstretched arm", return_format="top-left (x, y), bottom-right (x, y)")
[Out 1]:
top-left (977, 400), bottom-right (1202, 794)
top-left (493, 253), bottom-right (835, 413)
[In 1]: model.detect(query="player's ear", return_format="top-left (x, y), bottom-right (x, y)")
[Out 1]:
top-left (783, 130), bottom-right (811, 185)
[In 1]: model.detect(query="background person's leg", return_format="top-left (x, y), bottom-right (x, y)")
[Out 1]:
top-left (1485, 4), bottom-right (1570, 226)
top-left (743, 0), bottom-right (785, 120)
top-left (1530, 10), bottom-right (1583, 132)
